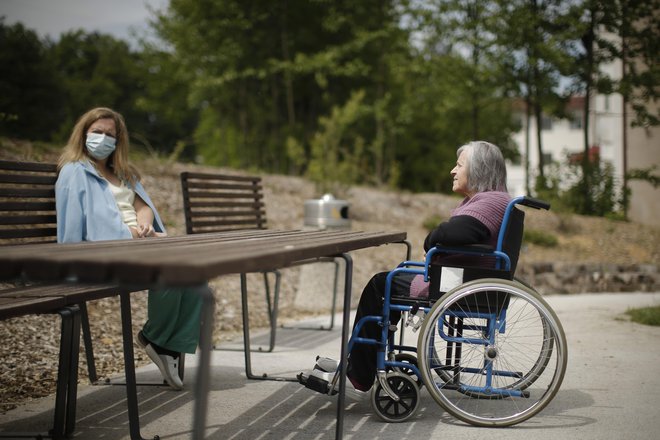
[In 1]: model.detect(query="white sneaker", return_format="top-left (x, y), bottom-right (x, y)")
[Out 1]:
top-left (315, 356), bottom-right (339, 373)
top-left (145, 344), bottom-right (183, 390)
top-left (309, 368), bottom-right (334, 383)
top-left (309, 368), bottom-right (367, 402)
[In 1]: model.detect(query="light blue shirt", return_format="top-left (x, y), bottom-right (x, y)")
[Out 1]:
top-left (56, 160), bottom-right (165, 243)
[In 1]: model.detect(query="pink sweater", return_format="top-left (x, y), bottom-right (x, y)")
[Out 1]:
top-left (410, 191), bottom-right (511, 297)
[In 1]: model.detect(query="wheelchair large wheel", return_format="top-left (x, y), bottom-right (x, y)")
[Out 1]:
top-left (430, 306), bottom-right (554, 393)
top-left (417, 279), bottom-right (567, 427)
top-left (370, 372), bottom-right (420, 423)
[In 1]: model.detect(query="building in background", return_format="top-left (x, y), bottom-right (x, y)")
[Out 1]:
top-left (508, 82), bottom-right (658, 227)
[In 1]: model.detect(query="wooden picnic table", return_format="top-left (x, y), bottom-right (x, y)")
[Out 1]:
top-left (0, 228), bottom-right (407, 440)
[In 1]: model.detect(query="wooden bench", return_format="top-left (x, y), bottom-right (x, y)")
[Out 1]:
top-left (181, 171), bottom-right (296, 361)
top-left (181, 171), bottom-right (350, 379)
top-left (180, 171), bottom-right (411, 380)
top-left (0, 160), bottom-right (125, 439)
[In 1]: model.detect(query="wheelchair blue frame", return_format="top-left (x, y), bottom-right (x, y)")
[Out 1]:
top-left (346, 195), bottom-right (549, 400)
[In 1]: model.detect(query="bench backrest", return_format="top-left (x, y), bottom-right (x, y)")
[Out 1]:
top-left (0, 160), bottom-right (58, 245)
top-left (180, 171), bottom-right (267, 234)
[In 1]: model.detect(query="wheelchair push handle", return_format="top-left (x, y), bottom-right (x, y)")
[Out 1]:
top-left (517, 196), bottom-right (550, 211)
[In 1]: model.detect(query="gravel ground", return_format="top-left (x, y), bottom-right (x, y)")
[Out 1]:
top-left (1, 141), bottom-right (659, 413)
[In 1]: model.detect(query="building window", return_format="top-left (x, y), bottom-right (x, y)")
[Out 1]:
top-left (541, 115), bottom-right (553, 130)
top-left (570, 111), bottom-right (583, 130)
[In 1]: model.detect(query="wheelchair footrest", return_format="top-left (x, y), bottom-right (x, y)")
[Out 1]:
top-left (297, 372), bottom-right (337, 395)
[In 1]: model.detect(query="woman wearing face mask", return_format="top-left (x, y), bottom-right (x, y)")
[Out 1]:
top-left (56, 107), bottom-right (202, 390)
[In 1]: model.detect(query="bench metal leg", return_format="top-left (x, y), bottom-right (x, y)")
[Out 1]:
top-left (0, 306), bottom-right (82, 440)
top-left (281, 259), bottom-right (341, 331)
top-left (51, 305), bottom-right (81, 440)
top-left (241, 272), bottom-right (297, 382)
top-left (213, 270), bottom-right (281, 354)
top-left (79, 302), bottom-right (98, 384)
top-left (64, 306), bottom-right (81, 437)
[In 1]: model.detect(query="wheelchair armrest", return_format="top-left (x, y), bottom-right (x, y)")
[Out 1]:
top-left (431, 244), bottom-right (494, 255)
top-left (397, 260), bottom-right (426, 268)
top-left (517, 196), bottom-right (550, 210)
top-left (426, 244), bottom-right (511, 276)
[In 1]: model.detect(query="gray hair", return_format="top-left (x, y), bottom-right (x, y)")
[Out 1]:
top-left (457, 141), bottom-right (508, 193)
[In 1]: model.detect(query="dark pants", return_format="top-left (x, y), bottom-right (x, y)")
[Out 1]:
top-left (347, 271), bottom-right (415, 389)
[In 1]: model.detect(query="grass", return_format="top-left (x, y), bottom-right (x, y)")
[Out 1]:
top-left (625, 306), bottom-right (660, 326)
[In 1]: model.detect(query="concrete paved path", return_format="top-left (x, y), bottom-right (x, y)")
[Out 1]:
top-left (1, 292), bottom-right (659, 439)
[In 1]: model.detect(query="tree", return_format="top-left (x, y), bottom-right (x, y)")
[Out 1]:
top-left (151, 0), bottom-right (414, 184)
top-left (49, 30), bottom-right (147, 142)
top-left (593, 0), bottom-right (660, 216)
top-left (0, 20), bottom-right (62, 139)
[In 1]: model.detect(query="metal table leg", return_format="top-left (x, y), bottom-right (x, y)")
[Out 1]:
top-left (335, 253), bottom-right (353, 440)
top-left (192, 284), bottom-right (215, 440)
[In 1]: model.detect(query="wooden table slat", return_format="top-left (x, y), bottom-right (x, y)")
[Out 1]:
top-left (0, 230), bottom-right (406, 286)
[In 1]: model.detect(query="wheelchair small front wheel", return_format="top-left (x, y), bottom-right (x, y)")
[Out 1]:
top-left (386, 353), bottom-right (422, 388)
top-left (370, 372), bottom-right (420, 423)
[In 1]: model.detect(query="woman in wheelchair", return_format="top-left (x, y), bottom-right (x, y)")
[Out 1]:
top-left (300, 140), bottom-right (511, 398)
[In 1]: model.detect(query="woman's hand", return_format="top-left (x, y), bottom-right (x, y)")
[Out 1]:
top-left (136, 222), bottom-right (155, 238)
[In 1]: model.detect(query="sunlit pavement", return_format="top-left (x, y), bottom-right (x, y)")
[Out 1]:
top-left (1, 292), bottom-right (659, 440)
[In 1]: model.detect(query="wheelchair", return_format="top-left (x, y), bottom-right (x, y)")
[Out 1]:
top-left (301, 196), bottom-right (567, 427)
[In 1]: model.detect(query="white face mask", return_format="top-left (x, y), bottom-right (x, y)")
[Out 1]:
top-left (85, 133), bottom-right (116, 159)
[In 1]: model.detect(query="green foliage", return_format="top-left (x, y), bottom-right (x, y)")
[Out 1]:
top-left (423, 215), bottom-right (445, 232)
top-left (0, 21), bottom-right (62, 138)
top-left (193, 106), bottom-right (242, 168)
top-left (625, 306), bottom-right (660, 327)
top-left (1, 1), bottom-right (657, 199)
top-left (627, 166), bottom-right (660, 188)
top-left (306, 90), bottom-right (369, 194)
top-left (535, 154), bottom-right (626, 218)
top-left (523, 229), bottom-right (558, 247)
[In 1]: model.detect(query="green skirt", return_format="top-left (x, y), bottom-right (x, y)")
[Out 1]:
top-left (141, 287), bottom-right (204, 354)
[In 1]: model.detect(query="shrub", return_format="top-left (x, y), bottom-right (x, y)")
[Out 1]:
top-left (534, 152), bottom-right (626, 219)
top-left (523, 229), bottom-right (558, 247)
top-left (423, 215), bottom-right (444, 232)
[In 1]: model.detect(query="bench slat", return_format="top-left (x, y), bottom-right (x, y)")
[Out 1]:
top-left (0, 174), bottom-right (58, 185)
top-left (186, 191), bottom-right (263, 200)
top-left (186, 201), bottom-right (265, 209)
top-left (0, 160), bottom-right (57, 173)
top-left (0, 187), bottom-right (55, 197)
top-left (0, 227), bottom-right (58, 239)
top-left (185, 181), bottom-right (262, 191)
top-left (0, 296), bottom-right (67, 320)
top-left (186, 209), bottom-right (266, 217)
top-left (0, 214), bottom-right (56, 225)
top-left (0, 201), bottom-right (56, 211)
top-left (181, 171), bottom-right (259, 182)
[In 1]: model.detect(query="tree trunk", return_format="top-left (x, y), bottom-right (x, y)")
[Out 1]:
top-left (530, 0), bottom-right (544, 185)
top-left (581, 13), bottom-right (595, 214)
top-left (280, 0), bottom-right (295, 127)
top-left (525, 91), bottom-right (532, 195)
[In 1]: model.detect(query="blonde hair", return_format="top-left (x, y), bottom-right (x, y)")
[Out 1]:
top-left (57, 107), bottom-right (140, 185)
